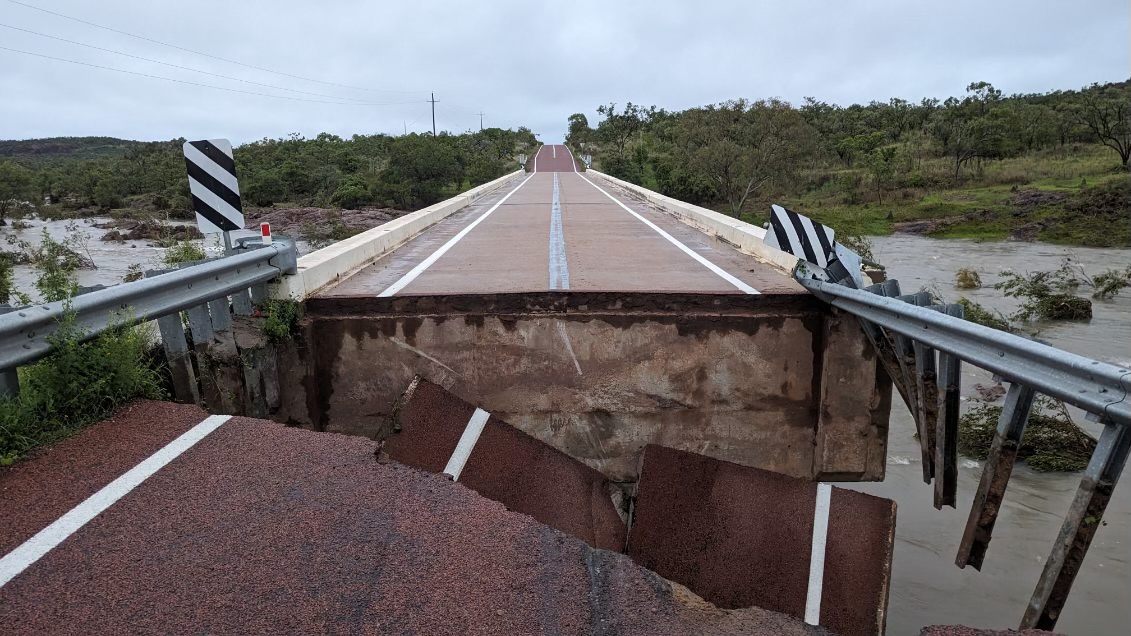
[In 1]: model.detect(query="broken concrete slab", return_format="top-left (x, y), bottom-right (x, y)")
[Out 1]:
top-left (627, 444), bottom-right (896, 636)
top-left (383, 376), bottom-right (627, 552)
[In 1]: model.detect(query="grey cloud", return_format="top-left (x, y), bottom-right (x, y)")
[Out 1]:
top-left (0, 0), bottom-right (1126, 144)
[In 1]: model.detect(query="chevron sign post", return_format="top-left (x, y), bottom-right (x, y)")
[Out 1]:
top-left (183, 139), bottom-right (245, 238)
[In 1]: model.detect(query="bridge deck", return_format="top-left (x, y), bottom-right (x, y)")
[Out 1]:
top-left (318, 144), bottom-right (802, 298)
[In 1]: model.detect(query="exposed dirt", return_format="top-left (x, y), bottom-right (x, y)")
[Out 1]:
top-left (1009, 188), bottom-right (1068, 215)
top-left (245, 206), bottom-right (408, 237)
top-left (892, 209), bottom-right (997, 235)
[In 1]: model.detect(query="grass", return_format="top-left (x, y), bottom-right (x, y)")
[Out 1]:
top-left (753, 143), bottom-right (1129, 246)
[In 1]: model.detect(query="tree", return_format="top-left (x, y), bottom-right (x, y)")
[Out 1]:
top-left (865, 146), bottom-right (897, 203)
top-left (596, 102), bottom-right (650, 154)
top-left (0, 160), bottom-right (34, 224)
top-left (674, 99), bottom-right (816, 216)
top-left (565, 113), bottom-right (592, 148)
top-left (1076, 87), bottom-right (1131, 166)
top-left (931, 111), bottom-right (1004, 182)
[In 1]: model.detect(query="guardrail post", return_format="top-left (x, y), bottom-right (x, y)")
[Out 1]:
top-left (956, 383), bottom-right (1036, 569)
top-left (185, 302), bottom-right (222, 410)
top-left (934, 304), bottom-right (964, 509)
top-left (249, 283), bottom-right (280, 411)
top-left (902, 292), bottom-right (938, 483)
top-left (156, 312), bottom-right (200, 405)
top-left (206, 295), bottom-right (242, 414)
top-left (1022, 420), bottom-right (1131, 630)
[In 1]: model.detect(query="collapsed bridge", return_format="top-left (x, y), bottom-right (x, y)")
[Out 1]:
top-left (0, 144), bottom-right (1127, 635)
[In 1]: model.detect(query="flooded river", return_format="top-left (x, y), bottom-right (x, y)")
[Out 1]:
top-left (4, 218), bottom-right (309, 301)
top-left (4, 220), bottom-right (1127, 633)
top-left (844, 236), bottom-right (1130, 635)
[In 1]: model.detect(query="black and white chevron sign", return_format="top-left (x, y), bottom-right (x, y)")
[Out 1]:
top-left (183, 139), bottom-right (245, 234)
top-left (765, 204), bottom-right (835, 268)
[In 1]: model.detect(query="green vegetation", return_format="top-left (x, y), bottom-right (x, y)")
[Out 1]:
top-left (162, 240), bottom-right (206, 266)
top-left (958, 397), bottom-right (1097, 472)
top-left (256, 299), bottom-right (301, 343)
top-left (569, 80), bottom-right (1130, 246)
top-left (956, 298), bottom-right (1013, 332)
top-left (0, 128), bottom-right (539, 222)
top-left (0, 232), bottom-right (163, 465)
top-left (1091, 266), bottom-right (1131, 300)
top-left (995, 258), bottom-right (1094, 321)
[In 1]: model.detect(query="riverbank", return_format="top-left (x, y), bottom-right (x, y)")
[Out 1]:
top-left (775, 149), bottom-right (1129, 247)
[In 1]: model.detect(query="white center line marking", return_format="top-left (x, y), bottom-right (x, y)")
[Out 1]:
top-left (0, 414), bottom-right (232, 589)
top-left (548, 172), bottom-right (570, 289)
top-left (552, 145), bottom-right (557, 159)
top-left (378, 173), bottom-right (535, 297)
top-left (575, 173), bottom-right (760, 294)
top-left (804, 482), bottom-right (833, 625)
top-left (443, 408), bottom-right (490, 481)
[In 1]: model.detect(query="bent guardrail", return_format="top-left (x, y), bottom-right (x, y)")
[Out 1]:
top-left (801, 277), bottom-right (1130, 427)
top-left (0, 239), bottom-right (297, 401)
top-left (763, 203), bottom-right (1129, 632)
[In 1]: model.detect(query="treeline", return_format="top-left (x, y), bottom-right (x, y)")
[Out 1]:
top-left (0, 127), bottom-right (538, 221)
top-left (566, 80), bottom-right (1130, 217)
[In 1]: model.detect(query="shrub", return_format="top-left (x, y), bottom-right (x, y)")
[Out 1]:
top-left (0, 311), bottom-right (163, 464)
top-left (256, 299), bottom-right (301, 343)
top-left (1091, 266), bottom-right (1131, 300)
top-left (995, 258), bottom-right (1093, 321)
top-left (958, 397), bottom-right (1097, 472)
top-left (163, 240), bottom-right (206, 266)
top-left (955, 268), bottom-right (982, 289)
top-left (957, 297), bottom-right (1013, 332)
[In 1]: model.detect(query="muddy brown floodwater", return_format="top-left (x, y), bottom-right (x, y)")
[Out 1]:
top-left (843, 235), bottom-right (1130, 635)
top-left (3, 218), bottom-right (312, 301)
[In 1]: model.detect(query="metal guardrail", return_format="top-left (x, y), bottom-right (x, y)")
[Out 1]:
top-left (0, 239), bottom-right (297, 395)
top-left (800, 278), bottom-right (1130, 427)
top-left (798, 273), bottom-right (1129, 631)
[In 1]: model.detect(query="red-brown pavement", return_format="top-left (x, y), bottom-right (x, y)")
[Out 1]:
top-left (0, 400), bottom-right (829, 635)
top-left (383, 376), bottom-right (627, 551)
top-left (627, 444), bottom-right (897, 636)
top-left (319, 144), bottom-right (802, 297)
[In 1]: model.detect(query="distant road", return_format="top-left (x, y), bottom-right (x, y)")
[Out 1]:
top-left (322, 144), bottom-right (801, 298)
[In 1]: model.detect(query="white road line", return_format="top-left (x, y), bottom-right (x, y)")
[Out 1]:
top-left (804, 482), bottom-right (833, 626)
top-left (548, 173), bottom-right (569, 289)
top-left (0, 414), bottom-right (232, 589)
top-left (575, 173), bottom-right (760, 294)
top-left (562, 145), bottom-right (579, 172)
top-left (378, 173), bottom-right (535, 297)
top-left (443, 408), bottom-right (490, 481)
top-left (533, 144), bottom-right (540, 173)
top-left (552, 145), bottom-right (557, 159)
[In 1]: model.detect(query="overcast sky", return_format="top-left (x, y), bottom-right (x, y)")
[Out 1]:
top-left (1, 0), bottom-right (1127, 144)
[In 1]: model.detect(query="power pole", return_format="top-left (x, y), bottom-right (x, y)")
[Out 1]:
top-left (477, 111), bottom-right (485, 131)
top-left (429, 92), bottom-right (438, 136)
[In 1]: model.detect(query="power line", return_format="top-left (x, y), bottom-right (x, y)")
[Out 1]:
top-left (0, 45), bottom-right (428, 106)
top-left (0, 22), bottom-right (392, 103)
top-left (3, 0), bottom-right (425, 95)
